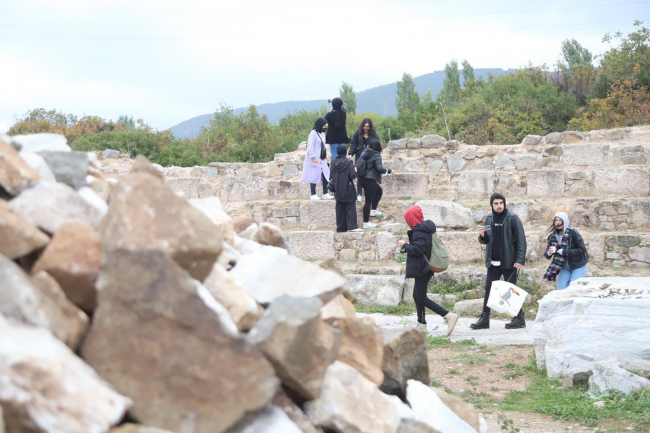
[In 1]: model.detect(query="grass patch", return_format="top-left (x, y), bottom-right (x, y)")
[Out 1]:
top-left (457, 353), bottom-right (489, 364)
top-left (502, 355), bottom-right (650, 427)
top-left (354, 302), bottom-right (416, 316)
top-left (431, 379), bottom-right (442, 387)
top-left (398, 196), bottom-right (412, 200)
top-left (458, 390), bottom-right (492, 410)
top-left (466, 375), bottom-right (480, 386)
top-left (394, 256), bottom-right (406, 263)
top-left (424, 335), bottom-right (479, 350)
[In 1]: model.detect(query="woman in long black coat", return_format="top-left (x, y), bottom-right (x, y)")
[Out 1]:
top-left (330, 145), bottom-right (361, 232)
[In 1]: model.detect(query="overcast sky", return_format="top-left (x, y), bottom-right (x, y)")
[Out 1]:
top-left (0, 0), bottom-right (647, 133)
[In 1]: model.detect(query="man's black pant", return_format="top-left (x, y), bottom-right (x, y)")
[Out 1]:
top-left (358, 177), bottom-right (383, 222)
top-left (413, 271), bottom-right (448, 324)
top-left (335, 201), bottom-right (358, 232)
top-left (482, 265), bottom-right (521, 316)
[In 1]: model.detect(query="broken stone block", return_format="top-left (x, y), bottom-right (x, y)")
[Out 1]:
top-left (305, 361), bottom-right (402, 433)
top-left (0, 200), bottom-right (49, 260)
top-left (415, 200), bottom-right (474, 229)
top-left (346, 275), bottom-right (405, 306)
top-left (226, 406), bottom-right (303, 433)
top-left (82, 248), bottom-right (278, 433)
top-left (380, 328), bottom-right (429, 400)
top-left (252, 222), bottom-right (293, 254)
top-left (38, 151), bottom-right (89, 190)
top-left (247, 295), bottom-right (340, 401)
top-left (33, 221), bottom-right (103, 312)
top-left (328, 316), bottom-right (384, 385)
top-left (231, 247), bottom-right (345, 305)
top-left (9, 182), bottom-right (104, 234)
top-left (100, 172), bottom-right (222, 281)
top-left (0, 255), bottom-right (88, 350)
top-left (0, 314), bottom-right (132, 433)
top-left (590, 357), bottom-right (650, 395)
top-left (406, 380), bottom-right (477, 433)
top-left (0, 137), bottom-right (40, 196)
top-left (203, 262), bottom-right (264, 332)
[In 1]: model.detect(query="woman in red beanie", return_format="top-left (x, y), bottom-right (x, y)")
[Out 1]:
top-left (398, 205), bottom-right (459, 335)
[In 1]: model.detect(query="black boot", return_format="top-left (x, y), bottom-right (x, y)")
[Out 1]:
top-left (505, 309), bottom-right (526, 329)
top-left (470, 312), bottom-right (490, 330)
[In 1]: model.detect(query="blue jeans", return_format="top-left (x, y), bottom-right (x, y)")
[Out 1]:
top-left (556, 262), bottom-right (587, 290)
top-left (330, 143), bottom-right (346, 158)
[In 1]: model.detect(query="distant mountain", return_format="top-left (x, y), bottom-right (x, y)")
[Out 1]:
top-left (168, 68), bottom-right (512, 139)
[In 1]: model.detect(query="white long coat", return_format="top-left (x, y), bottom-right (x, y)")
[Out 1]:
top-left (301, 130), bottom-right (330, 184)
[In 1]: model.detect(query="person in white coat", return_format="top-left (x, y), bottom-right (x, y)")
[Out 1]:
top-left (301, 118), bottom-right (332, 200)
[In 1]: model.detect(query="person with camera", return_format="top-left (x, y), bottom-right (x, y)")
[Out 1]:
top-left (301, 118), bottom-right (333, 200)
top-left (349, 118), bottom-right (379, 202)
top-left (357, 139), bottom-right (393, 229)
top-left (329, 144), bottom-right (362, 232)
top-left (542, 212), bottom-right (589, 289)
top-left (324, 97), bottom-right (349, 158)
top-left (397, 205), bottom-right (459, 335)
top-left (471, 193), bottom-right (527, 330)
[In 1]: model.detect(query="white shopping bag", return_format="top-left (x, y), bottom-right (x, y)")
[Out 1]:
top-left (486, 280), bottom-right (528, 317)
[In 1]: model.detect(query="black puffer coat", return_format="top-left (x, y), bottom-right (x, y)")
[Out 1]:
top-left (359, 148), bottom-right (392, 184)
top-left (329, 155), bottom-right (357, 203)
top-left (349, 130), bottom-right (379, 161)
top-left (401, 220), bottom-right (437, 278)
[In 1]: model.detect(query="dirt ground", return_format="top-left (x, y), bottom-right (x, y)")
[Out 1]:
top-left (427, 344), bottom-right (645, 433)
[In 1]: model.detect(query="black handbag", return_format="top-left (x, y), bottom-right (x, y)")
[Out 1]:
top-left (317, 133), bottom-right (327, 160)
top-left (328, 182), bottom-right (335, 193)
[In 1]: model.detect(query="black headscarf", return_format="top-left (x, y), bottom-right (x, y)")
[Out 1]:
top-left (331, 97), bottom-right (344, 128)
top-left (313, 117), bottom-right (328, 133)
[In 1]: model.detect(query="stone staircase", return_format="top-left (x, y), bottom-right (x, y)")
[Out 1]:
top-left (101, 126), bottom-right (650, 280)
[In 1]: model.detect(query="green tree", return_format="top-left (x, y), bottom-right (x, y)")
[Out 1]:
top-left (339, 82), bottom-right (357, 114)
top-left (594, 21), bottom-right (650, 98)
top-left (395, 73), bottom-right (420, 115)
top-left (462, 60), bottom-right (476, 93)
top-left (561, 39), bottom-right (593, 68)
top-left (117, 115), bottom-right (136, 131)
top-left (440, 60), bottom-right (462, 105)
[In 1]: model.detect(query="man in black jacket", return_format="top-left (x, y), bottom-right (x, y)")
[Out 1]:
top-left (330, 145), bottom-right (361, 232)
top-left (471, 193), bottom-right (527, 330)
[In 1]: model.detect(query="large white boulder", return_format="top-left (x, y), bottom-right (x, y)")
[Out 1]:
top-left (414, 201), bottom-right (474, 229)
top-left (590, 357), bottom-right (650, 395)
top-left (534, 277), bottom-right (650, 384)
top-left (346, 275), bottom-right (405, 306)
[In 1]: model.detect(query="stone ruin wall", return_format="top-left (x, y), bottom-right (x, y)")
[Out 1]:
top-left (101, 126), bottom-right (650, 274)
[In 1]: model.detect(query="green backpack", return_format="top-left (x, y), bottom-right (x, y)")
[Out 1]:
top-left (424, 233), bottom-right (449, 273)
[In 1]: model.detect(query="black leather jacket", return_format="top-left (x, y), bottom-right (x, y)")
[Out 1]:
top-left (349, 130), bottom-right (379, 161)
top-left (544, 228), bottom-right (589, 270)
top-left (478, 210), bottom-right (527, 269)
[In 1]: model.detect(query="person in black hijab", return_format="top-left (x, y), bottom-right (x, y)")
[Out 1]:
top-left (324, 97), bottom-right (349, 159)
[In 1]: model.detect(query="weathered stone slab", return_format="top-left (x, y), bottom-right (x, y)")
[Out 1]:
top-left (406, 380), bottom-right (477, 433)
top-left (10, 133), bottom-right (70, 152)
top-left (248, 295), bottom-right (340, 400)
top-left (446, 157), bottom-right (466, 173)
top-left (414, 200), bottom-right (474, 229)
top-left (534, 277), bottom-right (650, 384)
top-left (380, 328), bottom-right (429, 400)
top-left (0, 255), bottom-right (88, 350)
top-left (594, 168), bottom-right (650, 196)
top-left (376, 231), bottom-right (398, 260)
top-left (382, 174), bottom-right (429, 198)
top-left (522, 135), bottom-right (542, 145)
top-left (561, 144), bottom-right (607, 166)
top-left (189, 197), bottom-right (235, 245)
top-left (19, 150), bottom-right (56, 183)
top-left (328, 317), bottom-right (384, 385)
top-left (287, 231), bottom-right (336, 260)
top-left (347, 275), bottom-right (404, 306)
top-left (436, 232), bottom-right (484, 263)
top-left (0, 200), bottom-right (49, 260)
top-left (219, 177), bottom-right (269, 202)
top-left (82, 248), bottom-right (278, 433)
top-left (590, 357), bottom-right (650, 395)
top-left (231, 246), bottom-right (346, 305)
top-left (453, 299), bottom-right (483, 316)
top-left (299, 200), bottom-right (336, 228)
top-left (305, 361), bottom-right (402, 433)
top-left (562, 130), bottom-right (584, 143)
top-left (495, 155), bottom-right (515, 170)
top-left (526, 170), bottom-right (565, 197)
top-left (514, 155), bottom-right (537, 171)
top-left (100, 172), bottom-right (222, 281)
top-left (165, 177), bottom-right (201, 198)
top-left (421, 135), bottom-right (446, 148)
top-left (38, 151), bottom-right (89, 190)
top-left (457, 172), bottom-right (495, 197)
top-left (0, 138), bottom-right (40, 195)
top-left (32, 222), bottom-right (103, 313)
top-left (0, 314), bottom-right (132, 433)
top-left (388, 138), bottom-right (407, 150)
top-left (9, 182), bottom-right (104, 234)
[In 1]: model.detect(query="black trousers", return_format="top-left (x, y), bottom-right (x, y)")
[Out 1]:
top-left (335, 201), bottom-right (358, 232)
top-left (358, 177), bottom-right (383, 222)
top-left (482, 266), bottom-right (522, 316)
top-left (413, 271), bottom-right (448, 324)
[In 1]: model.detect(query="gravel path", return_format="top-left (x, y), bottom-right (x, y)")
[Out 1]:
top-left (358, 312), bottom-right (534, 345)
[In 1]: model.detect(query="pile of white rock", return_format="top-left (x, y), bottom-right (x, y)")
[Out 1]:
top-left (0, 133), bottom-right (487, 432)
